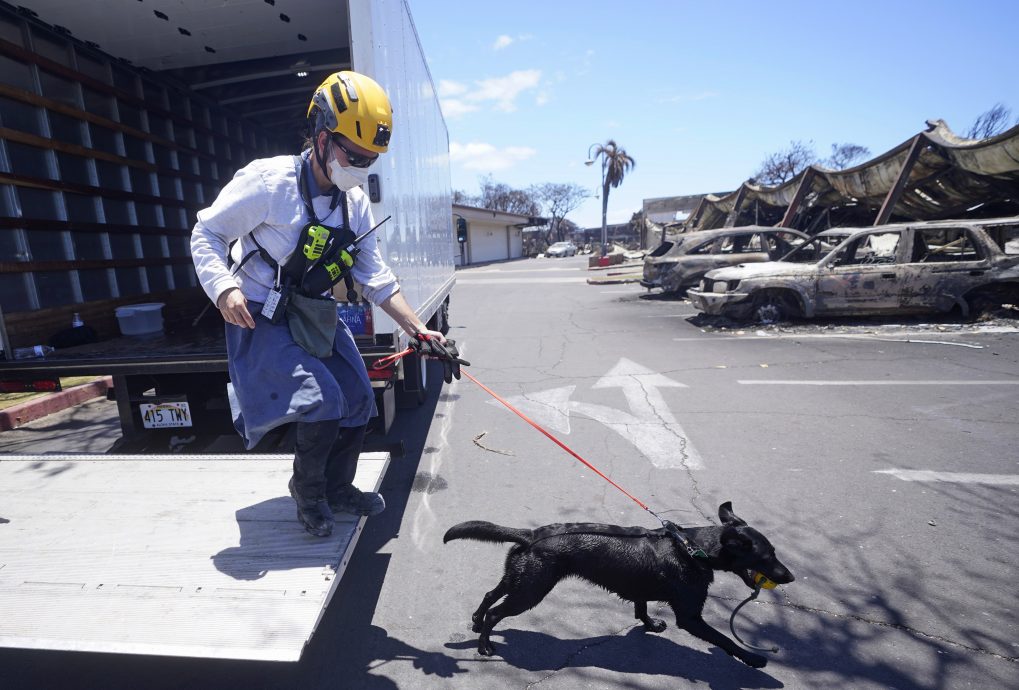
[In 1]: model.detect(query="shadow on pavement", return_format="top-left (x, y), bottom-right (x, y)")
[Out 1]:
top-left (445, 626), bottom-right (783, 690)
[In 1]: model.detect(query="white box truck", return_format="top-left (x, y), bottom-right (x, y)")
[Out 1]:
top-left (0, 0), bottom-right (456, 450)
top-left (0, 0), bottom-right (455, 661)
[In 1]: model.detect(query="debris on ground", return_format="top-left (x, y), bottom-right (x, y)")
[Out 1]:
top-left (472, 431), bottom-right (515, 456)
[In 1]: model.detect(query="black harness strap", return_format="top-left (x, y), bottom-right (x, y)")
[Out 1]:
top-left (229, 234), bottom-right (278, 275)
top-left (229, 154), bottom-right (357, 300)
top-left (296, 155), bottom-right (357, 300)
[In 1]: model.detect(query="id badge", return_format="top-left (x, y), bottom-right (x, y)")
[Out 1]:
top-left (261, 286), bottom-right (290, 324)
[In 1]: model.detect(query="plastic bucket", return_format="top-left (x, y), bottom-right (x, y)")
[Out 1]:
top-left (115, 302), bottom-right (165, 336)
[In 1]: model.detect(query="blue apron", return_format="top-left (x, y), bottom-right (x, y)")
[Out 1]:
top-left (225, 303), bottom-right (376, 449)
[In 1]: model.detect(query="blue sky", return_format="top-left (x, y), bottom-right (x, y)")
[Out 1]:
top-left (410, 0), bottom-right (1019, 229)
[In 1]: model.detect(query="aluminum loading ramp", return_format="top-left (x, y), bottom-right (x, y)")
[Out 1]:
top-left (0, 453), bottom-right (389, 661)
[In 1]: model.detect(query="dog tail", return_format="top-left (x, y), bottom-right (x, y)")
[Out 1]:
top-left (443, 520), bottom-right (532, 546)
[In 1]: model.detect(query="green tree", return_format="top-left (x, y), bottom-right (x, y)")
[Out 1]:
top-left (589, 140), bottom-right (635, 254)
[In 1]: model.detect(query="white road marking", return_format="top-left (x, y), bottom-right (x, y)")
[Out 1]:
top-left (674, 329), bottom-right (1017, 345)
top-left (463, 267), bottom-right (582, 274)
top-left (488, 358), bottom-right (703, 470)
top-left (874, 469), bottom-right (1019, 485)
top-left (409, 344), bottom-right (465, 551)
top-left (456, 277), bottom-right (588, 285)
top-left (738, 380), bottom-right (1019, 386)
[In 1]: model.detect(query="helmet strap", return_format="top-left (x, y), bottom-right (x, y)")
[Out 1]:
top-left (311, 127), bottom-right (332, 192)
top-left (308, 128), bottom-right (343, 212)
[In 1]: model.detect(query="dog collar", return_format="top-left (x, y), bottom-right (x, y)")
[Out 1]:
top-left (662, 520), bottom-right (708, 559)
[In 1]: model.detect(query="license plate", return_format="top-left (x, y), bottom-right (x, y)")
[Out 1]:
top-left (139, 402), bottom-right (192, 429)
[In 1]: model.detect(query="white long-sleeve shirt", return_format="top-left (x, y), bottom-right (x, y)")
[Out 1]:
top-left (190, 153), bottom-right (399, 307)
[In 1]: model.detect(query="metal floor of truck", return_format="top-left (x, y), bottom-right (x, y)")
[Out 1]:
top-left (0, 453), bottom-right (389, 661)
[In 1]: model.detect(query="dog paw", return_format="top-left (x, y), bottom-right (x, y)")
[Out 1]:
top-left (471, 618), bottom-right (483, 634)
top-left (477, 640), bottom-right (496, 657)
top-left (643, 618), bottom-right (667, 633)
top-left (739, 652), bottom-right (767, 669)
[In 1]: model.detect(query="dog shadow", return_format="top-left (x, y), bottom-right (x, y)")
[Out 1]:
top-left (446, 627), bottom-right (784, 689)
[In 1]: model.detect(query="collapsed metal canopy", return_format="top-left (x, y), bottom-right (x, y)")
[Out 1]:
top-left (690, 120), bottom-right (1019, 232)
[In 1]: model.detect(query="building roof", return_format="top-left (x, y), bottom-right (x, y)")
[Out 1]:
top-left (453, 203), bottom-right (547, 226)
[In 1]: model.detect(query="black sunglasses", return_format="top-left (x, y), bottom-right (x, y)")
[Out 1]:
top-left (331, 135), bottom-right (378, 169)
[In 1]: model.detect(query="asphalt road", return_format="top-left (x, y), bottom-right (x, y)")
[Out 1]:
top-left (2, 254), bottom-right (1018, 689)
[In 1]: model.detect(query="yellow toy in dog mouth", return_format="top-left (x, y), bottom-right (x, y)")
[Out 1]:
top-left (752, 571), bottom-right (778, 589)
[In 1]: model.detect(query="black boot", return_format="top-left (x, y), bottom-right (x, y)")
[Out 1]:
top-left (328, 483), bottom-right (386, 517)
top-left (323, 424), bottom-right (384, 517)
top-left (289, 477), bottom-right (335, 537)
top-left (290, 420), bottom-right (340, 536)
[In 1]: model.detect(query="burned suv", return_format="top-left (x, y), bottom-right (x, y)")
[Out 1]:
top-left (642, 227), bottom-right (808, 295)
top-left (686, 218), bottom-right (1019, 323)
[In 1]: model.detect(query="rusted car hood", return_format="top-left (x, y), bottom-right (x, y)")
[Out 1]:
top-left (706, 261), bottom-right (818, 281)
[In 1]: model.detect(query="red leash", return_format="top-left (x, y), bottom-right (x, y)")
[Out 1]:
top-left (374, 349), bottom-right (652, 514)
top-left (377, 349), bottom-right (786, 650)
top-left (459, 370), bottom-right (650, 511)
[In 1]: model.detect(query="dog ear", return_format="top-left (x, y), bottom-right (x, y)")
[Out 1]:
top-left (718, 501), bottom-right (747, 527)
top-left (721, 527), bottom-right (752, 553)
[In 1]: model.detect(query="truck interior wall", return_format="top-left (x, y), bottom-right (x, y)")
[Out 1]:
top-left (0, 3), bottom-right (292, 351)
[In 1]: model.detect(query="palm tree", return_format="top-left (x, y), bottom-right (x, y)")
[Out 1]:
top-left (588, 140), bottom-right (635, 255)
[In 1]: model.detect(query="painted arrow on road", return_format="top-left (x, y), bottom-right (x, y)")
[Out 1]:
top-left (488, 358), bottom-right (703, 470)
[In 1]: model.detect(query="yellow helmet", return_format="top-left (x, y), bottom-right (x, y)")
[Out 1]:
top-left (307, 71), bottom-right (393, 154)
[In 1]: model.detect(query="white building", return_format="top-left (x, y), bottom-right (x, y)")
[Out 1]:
top-left (452, 204), bottom-right (544, 265)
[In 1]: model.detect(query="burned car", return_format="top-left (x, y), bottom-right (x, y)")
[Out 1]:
top-left (641, 227), bottom-right (809, 295)
top-left (687, 218), bottom-right (1019, 323)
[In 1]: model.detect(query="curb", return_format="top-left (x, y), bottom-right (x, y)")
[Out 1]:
top-left (586, 261), bottom-right (643, 273)
top-left (0, 376), bottom-right (113, 432)
top-left (587, 275), bottom-right (643, 285)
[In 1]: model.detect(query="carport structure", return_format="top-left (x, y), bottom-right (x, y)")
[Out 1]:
top-left (688, 120), bottom-right (1019, 233)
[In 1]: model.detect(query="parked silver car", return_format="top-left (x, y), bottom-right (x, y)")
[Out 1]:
top-left (641, 227), bottom-right (809, 294)
top-left (546, 241), bottom-right (577, 257)
top-left (687, 218), bottom-right (1019, 323)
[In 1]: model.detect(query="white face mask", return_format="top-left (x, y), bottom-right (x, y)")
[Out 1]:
top-left (328, 158), bottom-right (370, 191)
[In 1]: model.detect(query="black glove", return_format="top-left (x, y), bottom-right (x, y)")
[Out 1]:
top-left (412, 334), bottom-right (470, 383)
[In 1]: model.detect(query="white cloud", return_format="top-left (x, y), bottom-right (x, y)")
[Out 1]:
top-left (440, 99), bottom-right (479, 119)
top-left (437, 70), bottom-right (543, 118)
top-left (493, 33), bottom-right (533, 51)
top-left (466, 69), bottom-right (542, 112)
top-left (450, 141), bottom-right (536, 171)
top-left (438, 79), bottom-right (468, 97)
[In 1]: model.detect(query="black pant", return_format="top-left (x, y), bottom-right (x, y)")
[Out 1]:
top-left (292, 420), bottom-right (368, 501)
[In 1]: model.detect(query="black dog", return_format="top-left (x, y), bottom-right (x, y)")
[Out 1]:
top-left (443, 501), bottom-right (793, 668)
